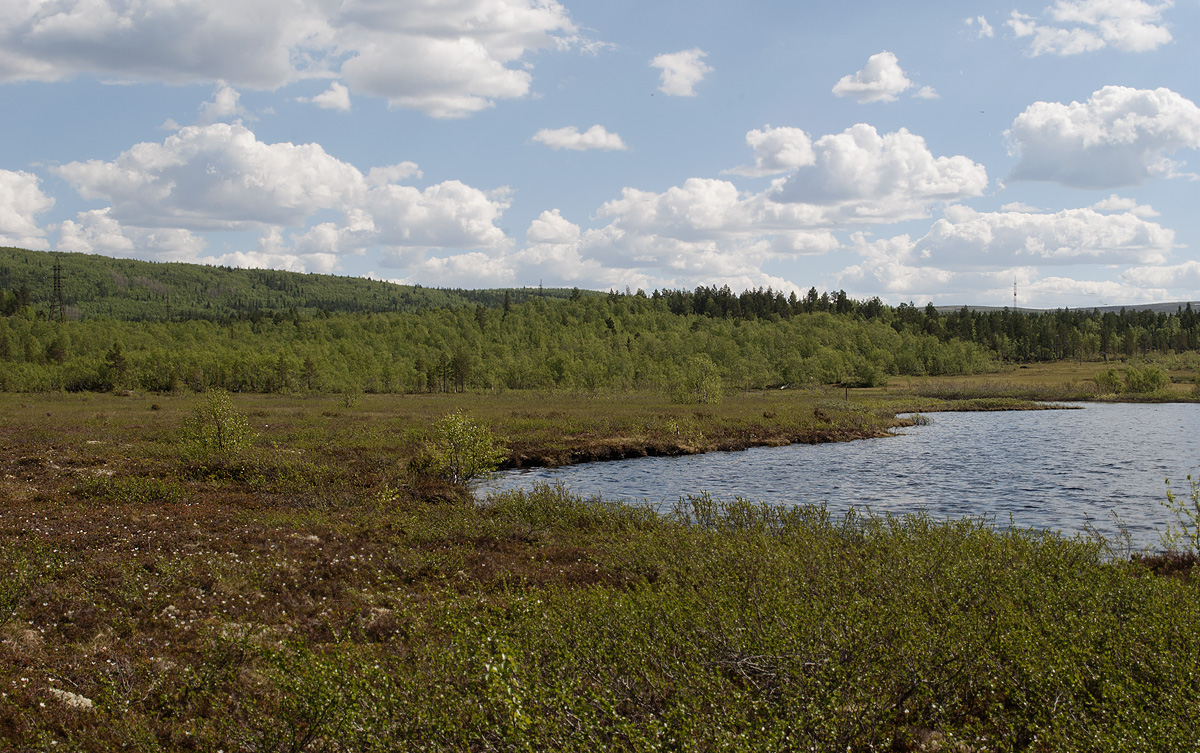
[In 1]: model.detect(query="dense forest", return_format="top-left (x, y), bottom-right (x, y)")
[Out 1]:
top-left (2, 246), bottom-right (1199, 395)
top-left (658, 284), bottom-right (1200, 363)
top-left (0, 293), bottom-right (994, 393)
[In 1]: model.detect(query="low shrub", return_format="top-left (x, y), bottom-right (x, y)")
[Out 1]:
top-left (423, 410), bottom-right (507, 485)
top-left (1094, 365), bottom-right (1170, 395)
top-left (180, 389), bottom-right (256, 462)
top-left (670, 355), bottom-right (724, 405)
top-left (1093, 368), bottom-right (1123, 394)
top-left (1124, 364), bottom-right (1170, 394)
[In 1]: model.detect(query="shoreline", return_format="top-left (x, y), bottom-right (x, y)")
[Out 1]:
top-left (502, 396), bottom-right (1072, 469)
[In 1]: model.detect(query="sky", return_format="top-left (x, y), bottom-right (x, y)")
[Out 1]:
top-left (1, 0), bottom-right (1199, 309)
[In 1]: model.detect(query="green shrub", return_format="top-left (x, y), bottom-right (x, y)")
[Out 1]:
top-left (1094, 366), bottom-right (1170, 395)
top-left (1093, 368), bottom-right (1123, 394)
top-left (1124, 365), bottom-right (1169, 394)
top-left (181, 390), bottom-right (256, 461)
top-left (424, 409), bottom-right (507, 485)
top-left (853, 360), bottom-right (888, 388)
top-left (670, 355), bottom-right (724, 405)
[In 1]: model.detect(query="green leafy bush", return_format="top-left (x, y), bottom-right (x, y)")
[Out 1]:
top-left (181, 390), bottom-right (256, 461)
top-left (1093, 366), bottom-right (1170, 395)
top-left (1093, 368), bottom-right (1123, 394)
top-left (853, 360), bottom-right (888, 388)
top-left (671, 355), bottom-right (724, 405)
top-left (1124, 365), bottom-right (1169, 394)
top-left (425, 409), bottom-right (507, 485)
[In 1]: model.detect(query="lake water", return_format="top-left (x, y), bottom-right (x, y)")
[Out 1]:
top-left (476, 403), bottom-right (1200, 550)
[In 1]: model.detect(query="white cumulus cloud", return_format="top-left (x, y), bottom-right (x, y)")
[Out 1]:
top-left (388, 251), bottom-right (519, 288)
top-left (526, 209), bottom-right (581, 245)
top-left (516, 121), bottom-right (988, 293)
top-left (0, 0), bottom-right (579, 118)
top-left (54, 122), bottom-right (364, 230)
top-left (493, 180), bottom-right (843, 293)
top-left (724, 126), bottom-right (815, 177)
top-left (0, 169), bottom-right (54, 249)
top-left (53, 122), bottom-right (512, 273)
top-left (58, 208), bottom-right (207, 261)
top-left (340, 36), bottom-right (532, 118)
top-left (198, 84), bottom-right (254, 124)
top-left (335, 0), bottom-right (577, 117)
top-left (305, 82), bottom-right (351, 112)
top-left (1007, 0), bottom-right (1174, 56)
top-left (1121, 260), bottom-right (1200, 290)
top-left (913, 204), bottom-right (1175, 267)
top-left (209, 248), bottom-right (342, 274)
top-left (596, 179), bottom-right (837, 240)
top-left (832, 198), bottom-right (1182, 306)
top-left (650, 48), bottom-right (712, 97)
top-left (1090, 194), bottom-right (1159, 217)
top-left (838, 233), bottom-right (1176, 307)
top-left (772, 124), bottom-right (988, 220)
top-left (365, 182), bottom-right (512, 251)
top-left (831, 51), bottom-right (913, 104)
top-left (0, 0), bottom-right (320, 87)
top-left (574, 227), bottom-right (800, 293)
top-left (509, 210), bottom-right (615, 287)
top-left (531, 125), bottom-right (628, 151)
top-left (1007, 85), bottom-right (1200, 189)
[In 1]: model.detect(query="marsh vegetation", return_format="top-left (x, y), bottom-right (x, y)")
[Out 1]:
top-left (1, 390), bottom-right (1198, 751)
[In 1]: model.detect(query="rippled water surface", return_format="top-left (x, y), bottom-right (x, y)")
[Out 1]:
top-left (477, 403), bottom-right (1200, 549)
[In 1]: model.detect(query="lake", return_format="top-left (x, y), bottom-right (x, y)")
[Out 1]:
top-left (476, 402), bottom-right (1200, 550)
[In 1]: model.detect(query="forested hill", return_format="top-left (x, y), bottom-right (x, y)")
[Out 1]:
top-left (0, 247), bottom-right (580, 321)
top-left (5, 246), bottom-right (1200, 396)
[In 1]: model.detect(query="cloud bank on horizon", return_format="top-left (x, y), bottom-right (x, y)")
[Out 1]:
top-left (1, 0), bottom-right (1198, 308)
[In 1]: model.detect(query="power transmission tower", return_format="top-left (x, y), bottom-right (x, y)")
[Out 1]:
top-left (50, 259), bottom-right (65, 321)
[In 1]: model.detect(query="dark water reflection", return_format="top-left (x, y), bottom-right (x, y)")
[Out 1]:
top-left (477, 403), bottom-right (1200, 550)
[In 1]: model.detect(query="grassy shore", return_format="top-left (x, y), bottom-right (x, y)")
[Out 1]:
top-left (885, 358), bottom-right (1200, 403)
top-left (2, 384), bottom-right (1198, 750)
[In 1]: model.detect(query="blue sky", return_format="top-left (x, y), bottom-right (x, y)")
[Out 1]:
top-left (2, 0), bottom-right (1199, 308)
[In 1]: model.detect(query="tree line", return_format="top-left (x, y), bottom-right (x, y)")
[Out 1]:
top-left (653, 284), bottom-right (1200, 364)
top-left (0, 294), bottom-right (995, 394)
top-left (4, 246), bottom-right (1200, 395)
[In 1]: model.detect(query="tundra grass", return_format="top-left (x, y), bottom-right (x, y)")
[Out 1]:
top-left (0, 388), bottom-right (913, 481)
top-left (3, 391), bottom-right (1196, 751)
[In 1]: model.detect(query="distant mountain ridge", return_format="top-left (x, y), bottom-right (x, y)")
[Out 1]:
top-left (0, 247), bottom-right (582, 321)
